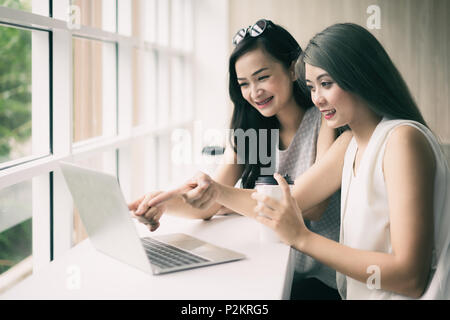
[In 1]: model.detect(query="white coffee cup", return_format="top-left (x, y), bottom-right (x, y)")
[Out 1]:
top-left (254, 175), bottom-right (294, 243)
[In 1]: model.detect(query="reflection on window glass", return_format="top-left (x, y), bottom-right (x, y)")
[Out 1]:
top-left (0, 25), bottom-right (32, 164)
top-left (132, 48), bottom-right (143, 126)
top-left (129, 136), bottom-right (157, 200)
top-left (0, 0), bottom-right (31, 12)
top-left (0, 180), bottom-right (32, 294)
top-left (157, 52), bottom-right (169, 126)
top-left (170, 56), bottom-right (193, 123)
top-left (70, 0), bottom-right (116, 32)
top-left (73, 37), bottom-right (116, 143)
top-left (70, 0), bottom-right (101, 29)
top-left (156, 135), bottom-right (171, 189)
top-left (156, 0), bottom-right (169, 46)
top-left (171, 56), bottom-right (184, 123)
top-left (170, 0), bottom-right (193, 51)
top-left (131, 0), bottom-right (140, 37)
top-left (142, 0), bottom-right (157, 43)
top-left (132, 49), bottom-right (156, 127)
top-left (171, 0), bottom-right (187, 50)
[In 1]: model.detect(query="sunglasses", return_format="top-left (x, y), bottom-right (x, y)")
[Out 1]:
top-left (232, 19), bottom-right (273, 46)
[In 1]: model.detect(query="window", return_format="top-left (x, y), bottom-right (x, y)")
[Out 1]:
top-left (70, 0), bottom-right (116, 32)
top-left (171, 55), bottom-right (193, 123)
top-left (0, 0), bottom-right (196, 294)
top-left (72, 37), bottom-right (116, 143)
top-left (0, 173), bottom-right (49, 294)
top-left (0, 180), bottom-right (32, 293)
top-left (132, 48), bottom-right (156, 127)
top-left (0, 24), bottom-right (50, 168)
top-left (171, 0), bottom-right (193, 51)
top-left (128, 136), bottom-right (157, 200)
top-left (156, 0), bottom-right (169, 46)
top-left (0, 182), bottom-right (32, 294)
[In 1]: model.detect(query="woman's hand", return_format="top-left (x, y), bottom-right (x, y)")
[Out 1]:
top-left (130, 172), bottom-right (220, 228)
top-left (143, 172), bottom-right (220, 211)
top-left (128, 191), bottom-right (167, 232)
top-left (251, 173), bottom-right (310, 247)
top-left (180, 172), bottom-right (221, 210)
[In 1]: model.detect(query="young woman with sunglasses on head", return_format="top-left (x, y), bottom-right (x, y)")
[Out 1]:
top-left (129, 19), bottom-right (352, 300)
top-left (251, 23), bottom-right (450, 299)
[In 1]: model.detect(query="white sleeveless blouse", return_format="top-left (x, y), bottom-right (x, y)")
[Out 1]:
top-left (338, 118), bottom-right (450, 299)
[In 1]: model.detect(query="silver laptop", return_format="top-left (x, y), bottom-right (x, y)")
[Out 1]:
top-left (59, 162), bottom-right (245, 275)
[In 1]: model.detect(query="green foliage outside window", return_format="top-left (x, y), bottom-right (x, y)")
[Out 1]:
top-left (0, 219), bottom-right (32, 274)
top-left (0, 0), bottom-right (31, 12)
top-left (0, 0), bottom-right (32, 163)
top-left (0, 0), bottom-right (34, 277)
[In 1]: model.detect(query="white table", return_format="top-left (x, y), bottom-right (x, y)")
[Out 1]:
top-left (1, 214), bottom-right (295, 300)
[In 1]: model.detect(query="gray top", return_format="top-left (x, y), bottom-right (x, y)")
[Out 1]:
top-left (276, 107), bottom-right (340, 289)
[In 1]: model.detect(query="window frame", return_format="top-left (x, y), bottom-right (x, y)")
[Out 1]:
top-left (0, 0), bottom-right (195, 287)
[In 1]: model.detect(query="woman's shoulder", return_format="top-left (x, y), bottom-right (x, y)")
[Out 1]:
top-left (378, 118), bottom-right (425, 133)
top-left (383, 122), bottom-right (437, 173)
top-left (379, 118), bottom-right (437, 149)
top-left (387, 124), bottom-right (434, 152)
top-left (357, 119), bottom-right (438, 176)
top-left (372, 118), bottom-right (434, 147)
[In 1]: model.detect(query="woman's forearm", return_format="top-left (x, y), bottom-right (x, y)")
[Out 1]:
top-left (165, 195), bottom-right (222, 220)
top-left (214, 182), bottom-right (258, 218)
top-left (214, 181), bottom-right (334, 221)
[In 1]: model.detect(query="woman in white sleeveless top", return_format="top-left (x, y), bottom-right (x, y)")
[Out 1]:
top-left (252, 23), bottom-right (450, 299)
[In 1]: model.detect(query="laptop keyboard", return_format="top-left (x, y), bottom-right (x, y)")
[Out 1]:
top-left (141, 237), bottom-right (209, 270)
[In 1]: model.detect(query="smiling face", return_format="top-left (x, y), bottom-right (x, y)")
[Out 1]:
top-left (235, 48), bottom-right (296, 118)
top-left (304, 63), bottom-right (367, 129)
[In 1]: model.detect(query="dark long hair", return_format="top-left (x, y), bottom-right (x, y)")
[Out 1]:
top-left (299, 23), bottom-right (427, 127)
top-left (229, 20), bottom-right (312, 188)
